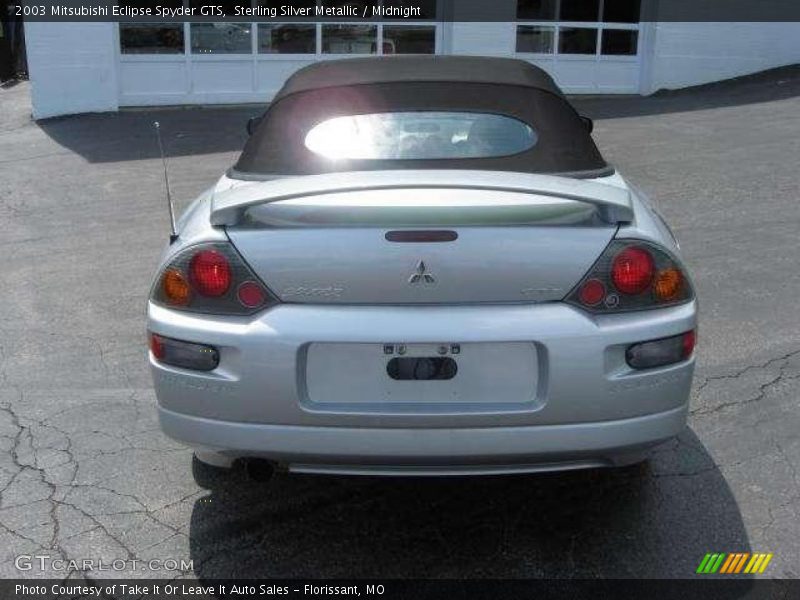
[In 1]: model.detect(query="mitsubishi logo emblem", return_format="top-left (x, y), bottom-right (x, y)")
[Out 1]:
top-left (408, 260), bottom-right (436, 285)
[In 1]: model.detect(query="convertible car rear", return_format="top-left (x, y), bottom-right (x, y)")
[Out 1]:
top-left (147, 56), bottom-right (697, 478)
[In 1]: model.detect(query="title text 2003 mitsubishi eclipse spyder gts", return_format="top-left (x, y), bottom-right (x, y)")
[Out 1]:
top-left (147, 56), bottom-right (697, 480)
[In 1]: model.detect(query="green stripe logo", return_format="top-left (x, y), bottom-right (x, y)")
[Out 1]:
top-left (696, 553), bottom-right (726, 573)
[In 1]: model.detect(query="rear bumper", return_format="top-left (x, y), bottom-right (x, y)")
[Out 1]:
top-left (160, 403), bottom-right (687, 475)
top-left (148, 301), bottom-right (697, 428)
top-left (149, 300), bottom-right (696, 474)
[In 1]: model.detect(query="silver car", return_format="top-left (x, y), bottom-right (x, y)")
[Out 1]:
top-left (147, 56), bottom-right (697, 480)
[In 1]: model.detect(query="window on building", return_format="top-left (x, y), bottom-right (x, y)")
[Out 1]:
top-left (120, 24), bottom-right (185, 54)
top-left (559, 0), bottom-right (599, 21)
top-left (119, 1), bottom-right (439, 56)
top-left (191, 23), bottom-right (252, 54)
top-left (322, 24), bottom-right (377, 54)
top-left (517, 0), bottom-right (557, 20)
top-left (559, 27), bottom-right (597, 54)
top-left (516, 0), bottom-right (640, 57)
top-left (601, 29), bottom-right (638, 55)
top-left (603, 0), bottom-right (641, 23)
top-left (383, 25), bottom-right (436, 54)
top-left (258, 24), bottom-right (316, 54)
top-left (516, 25), bottom-right (555, 54)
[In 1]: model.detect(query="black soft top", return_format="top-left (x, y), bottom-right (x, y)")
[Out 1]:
top-left (233, 56), bottom-right (610, 178)
top-left (272, 55), bottom-right (566, 102)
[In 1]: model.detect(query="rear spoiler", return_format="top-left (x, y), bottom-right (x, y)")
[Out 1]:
top-left (210, 170), bottom-right (633, 226)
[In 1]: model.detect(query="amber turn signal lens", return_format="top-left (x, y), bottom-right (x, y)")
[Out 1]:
top-left (162, 269), bottom-right (191, 306)
top-left (653, 268), bottom-right (683, 301)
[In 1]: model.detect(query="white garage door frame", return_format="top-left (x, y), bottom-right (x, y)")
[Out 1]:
top-left (513, 0), bottom-right (648, 94)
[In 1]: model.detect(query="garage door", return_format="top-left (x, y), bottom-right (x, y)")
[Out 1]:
top-left (116, 1), bottom-right (442, 107)
top-left (514, 0), bottom-right (643, 93)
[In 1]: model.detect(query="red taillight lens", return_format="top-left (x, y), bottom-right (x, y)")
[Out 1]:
top-left (190, 250), bottom-right (231, 297)
top-left (612, 246), bottom-right (654, 295)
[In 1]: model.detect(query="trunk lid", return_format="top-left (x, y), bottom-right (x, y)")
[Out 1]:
top-left (219, 171), bottom-right (628, 305)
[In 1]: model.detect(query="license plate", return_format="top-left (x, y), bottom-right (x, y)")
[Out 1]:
top-left (304, 342), bottom-right (538, 405)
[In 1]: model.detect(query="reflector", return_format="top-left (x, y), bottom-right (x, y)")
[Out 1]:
top-left (682, 329), bottom-right (696, 358)
top-left (149, 333), bottom-right (165, 360)
top-left (579, 278), bottom-right (606, 306)
top-left (626, 331), bottom-right (695, 370)
top-left (148, 333), bottom-right (219, 371)
top-left (237, 281), bottom-right (267, 308)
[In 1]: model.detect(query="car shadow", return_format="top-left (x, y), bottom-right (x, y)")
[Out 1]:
top-left (188, 428), bottom-right (751, 579)
top-left (36, 105), bottom-right (264, 164)
top-left (572, 64), bottom-right (799, 121)
top-left (35, 65), bottom-right (799, 165)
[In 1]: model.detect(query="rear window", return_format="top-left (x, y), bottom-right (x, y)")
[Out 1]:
top-left (234, 82), bottom-right (609, 177)
top-left (304, 112), bottom-right (537, 161)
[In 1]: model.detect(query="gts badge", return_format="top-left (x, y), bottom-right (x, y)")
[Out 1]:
top-left (282, 285), bottom-right (344, 299)
top-left (521, 287), bottom-right (563, 297)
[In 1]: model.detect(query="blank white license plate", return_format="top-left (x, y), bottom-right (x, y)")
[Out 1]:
top-left (304, 342), bottom-right (538, 405)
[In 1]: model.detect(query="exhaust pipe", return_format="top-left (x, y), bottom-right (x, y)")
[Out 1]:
top-left (244, 458), bottom-right (276, 483)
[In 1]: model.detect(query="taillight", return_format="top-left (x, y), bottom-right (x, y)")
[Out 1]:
top-left (626, 330), bottom-right (696, 370)
top-left (567, 240), bottom-right (694, 313)
top-left (150, 242), bottom-right (275, 315)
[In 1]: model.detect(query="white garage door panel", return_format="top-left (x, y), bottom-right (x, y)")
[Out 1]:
top-left (256, 60), bottom-right (316, 96)
top-left (592, 61), bottom-right (640, 93)
top-left (548, 60), bottom-right (600, 93)
top-left (548, 60), bottom-right (639, 94)
top-left (191, 61), bottom-right (254, 93)
top-left (120, 61), bottom-right (188, 97)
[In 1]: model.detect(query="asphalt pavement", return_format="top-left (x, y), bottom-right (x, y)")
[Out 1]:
top-left (1, 66), bottom-right (799, 579)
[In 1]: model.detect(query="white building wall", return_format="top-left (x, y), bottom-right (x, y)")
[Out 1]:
top-left (23, 20), bottom-right (800, 118)
top-left (644, 22), bottom-right (800, 93)
top-left (25, 22), bottom-right (118, 119)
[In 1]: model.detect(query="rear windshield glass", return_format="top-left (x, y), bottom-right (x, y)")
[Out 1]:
top-left (234, 82), bottom-right (609, 177)
top-left (304, 112), bottom-right (537, 161)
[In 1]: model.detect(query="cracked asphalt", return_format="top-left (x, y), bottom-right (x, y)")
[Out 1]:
top-left (1, 66), bottom-right (799, 580)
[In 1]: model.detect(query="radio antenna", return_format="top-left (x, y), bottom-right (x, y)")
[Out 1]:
top-left (153, 121), bottom-right (178, 244)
